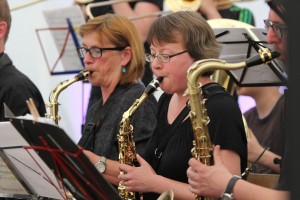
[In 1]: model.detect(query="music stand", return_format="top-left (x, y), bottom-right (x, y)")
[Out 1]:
top-left (4, 105), bottom-right (120, 200)
top-left (213, 27), bottom-right (288, 86)
top-left (36, 5), bottom-right (86, 75)
top-left (0, 122), bottom-right (64, 199)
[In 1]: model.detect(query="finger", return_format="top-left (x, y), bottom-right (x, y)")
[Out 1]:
top-left (186, 166), bottom-right (193, 177)
top-left (136, 154), bottom-right (145, 165)
top-left (119, 163), bottom-right (131, 172)
top-left (188, 157), bottom-right (203, 169)
top-left (212, 145), bottom-right (223, 165)
top-left (118, 174), bottom-right (129, 181)
top-left (188, 186), bottom-right (199, 197)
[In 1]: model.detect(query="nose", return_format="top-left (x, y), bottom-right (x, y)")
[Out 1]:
top-left (83, 51), bottom-right (93, 64)
top-left (150, 57), bottom-right (163, 70)
top-left (266, 27), bottom-right (280, 45)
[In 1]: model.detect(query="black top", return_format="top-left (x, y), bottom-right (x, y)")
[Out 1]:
top-left (142, 83), bottom-right (247, 199)
top-left (89, 0), bottom-right (163, 19)
top-left (0, 53), bottom-right (46, 121)
top-left (78, 83), bottom-right (157, 161)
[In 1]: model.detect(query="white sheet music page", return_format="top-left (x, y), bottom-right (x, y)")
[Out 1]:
top-left (42, 5), bottom-right (86, 73)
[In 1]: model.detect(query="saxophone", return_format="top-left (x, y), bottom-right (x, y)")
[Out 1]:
top-left (45, 70), bottom-right (90, 125)
top-left (186, 50), bottom-right (279, 200)
top-left (117, 77), bottom-right (163, 200)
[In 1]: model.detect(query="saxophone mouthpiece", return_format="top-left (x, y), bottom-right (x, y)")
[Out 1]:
top-left (245, 50), bottom-right (280, 67)
top-left (156, 76), bottom-right (163, 83)
top-left (144, 77), bottom-right (163, 95)
top-left (75, 70), bottom-right (90, 81)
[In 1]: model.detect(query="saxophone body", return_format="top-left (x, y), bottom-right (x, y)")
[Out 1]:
top-left (186, 50), bottom-right (279, 200)
top-left (118, 77), bottom-right (162, 200)
top-left (45, 70), bottom-right (90, 125)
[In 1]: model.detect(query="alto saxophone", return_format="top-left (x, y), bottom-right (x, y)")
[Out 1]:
top-left (45, 70), bottom-right (90, 125)
top-left (118, 77), bottom-right (163, 200)
top-left (186, 50), bottom-right (279, 200)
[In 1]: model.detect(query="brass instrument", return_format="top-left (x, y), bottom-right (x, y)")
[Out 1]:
top-left (117, 77), bottom-right (163, 200)
top-left (84, 0), bottom-right (202, 19)
top-left (157, 190), bottom-right (174, 200)
top-left (45, 70), bottom-right (90, 125)
top-left (10, 0), bottom-right (44, 11)
top-left (186, 50), bottom-right (279, 200)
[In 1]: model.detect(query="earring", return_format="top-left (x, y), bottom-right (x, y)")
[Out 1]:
top-left (122, 67), bottom-right (126, 74)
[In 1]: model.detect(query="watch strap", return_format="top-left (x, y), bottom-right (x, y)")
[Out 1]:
top-left (223, 175), bottom-right (241, 197)
top-left (100, 156), bottom-right (107, 164)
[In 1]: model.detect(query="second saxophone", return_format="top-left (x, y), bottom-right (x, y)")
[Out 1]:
top-left (118, 77), bottom-right (163, 200)
top-left (186, 50), bottom-right (279, 200)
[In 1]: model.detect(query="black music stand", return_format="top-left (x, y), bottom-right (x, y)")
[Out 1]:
top-left (213, 27), bottom-right (288, 86)
top-left (0, 121), bottom-right (64, 199)
top-left (4, 105), bottom-right (120, 200)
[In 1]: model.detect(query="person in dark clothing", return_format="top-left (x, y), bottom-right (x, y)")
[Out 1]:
top-left (237, 86), bottom-right (284, 174)
top-left (77, 14), bottom-right (157, 187)
top-left (186, 3), bottom-right (290, 199)
top-left (117, 11), bottom-right (247, 199)
top-left (0, 0), bottom-right (46, 121)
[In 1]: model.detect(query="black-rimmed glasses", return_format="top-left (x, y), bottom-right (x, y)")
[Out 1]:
top-left (145, 50), bottom-right (188, 63)
top-left (264, 19), bottom-right (287, 39)
top-left (77, 47), bottom-right (125, 59)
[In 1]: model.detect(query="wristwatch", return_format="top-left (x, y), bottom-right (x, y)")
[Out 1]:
top-left (221, 175), bottom-right (241, 200)
top-left (95, 156), bottom-right (107, 173)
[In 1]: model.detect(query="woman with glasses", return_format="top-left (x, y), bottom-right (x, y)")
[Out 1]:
top-left (118, 11), bottom-right (247, 200)
top-left (77, 14), bottom-right (157, 186)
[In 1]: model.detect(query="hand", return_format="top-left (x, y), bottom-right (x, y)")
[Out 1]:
top-left (247, 128), bottom-right (264, 162)
top-left (198, 0), bottom-right (221, 19)
top-left (118, 154), bottom-right (157, 193)
top-left (187, 145), bottom-right (232, 198)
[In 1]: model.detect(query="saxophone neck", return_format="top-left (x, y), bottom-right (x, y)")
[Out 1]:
top-left (49, 70), bottom-right (90, 103)
top-left (46, 70), bottom-right (90, 124)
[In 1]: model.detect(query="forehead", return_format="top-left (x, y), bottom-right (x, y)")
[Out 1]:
top-left (150, 34), bottom-right (185, 49)
top-left (269, 10), bottom-right (285, 24)
top-left (82, 31), bottom-right (110, 46)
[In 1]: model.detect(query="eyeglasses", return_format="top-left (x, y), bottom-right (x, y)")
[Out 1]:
top-left (77, 47), bottom-right (125, 59)
top-left (145, 50), bottom-right (188, 63)
top-left (264, 19), bottom-right (287, 39)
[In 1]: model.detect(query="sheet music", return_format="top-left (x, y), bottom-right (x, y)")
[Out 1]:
top-left (213, 27), bottom-right (288, 86)
top-left (42, 5), bottom-right (86, 72)
top-left (0, 122), bottom-right (64, 199)
top-left (0, 157), bottom-right (28, 196)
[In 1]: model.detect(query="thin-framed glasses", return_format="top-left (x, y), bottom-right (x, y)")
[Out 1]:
top-left (77, 47), bottom-right (125, 59)
top-left (145, 50), bottom-right (188, 63)
top-left (264, 19), bottom-right (287, 39)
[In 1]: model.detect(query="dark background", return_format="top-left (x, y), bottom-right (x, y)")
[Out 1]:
top-left (286, 0), bottom-right (300, 199)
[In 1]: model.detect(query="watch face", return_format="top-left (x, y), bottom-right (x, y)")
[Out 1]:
top-left (221, 193), bottom-right (233, 200)
top-left (96, 162), bottom-right (105, 173)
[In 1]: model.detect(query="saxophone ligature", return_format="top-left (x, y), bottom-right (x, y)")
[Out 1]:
top-left (186, 50), bottom-right (279, 200)
top-left (118, 77), bottom-right (163, 200)
top-left (45, 70), bottom-right (90, 125)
